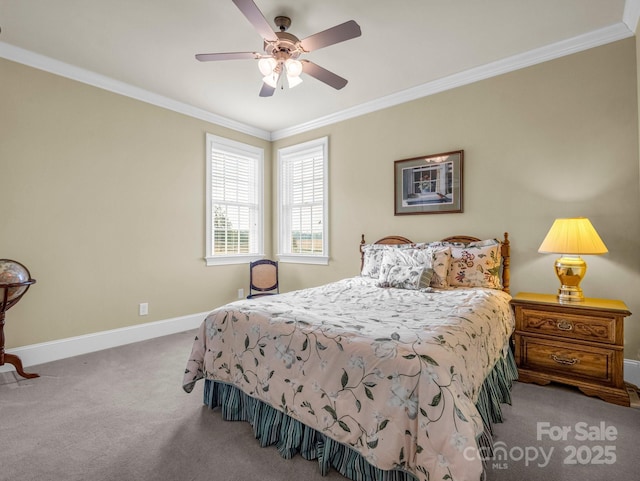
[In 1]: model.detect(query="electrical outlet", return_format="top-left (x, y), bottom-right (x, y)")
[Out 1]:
top-left (139, 302), bottom-right (149, 316)
top-left (237, 288), bottom-right (244, 299)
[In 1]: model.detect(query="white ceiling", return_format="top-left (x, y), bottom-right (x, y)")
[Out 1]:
top-left (0, 0), bottom-right (636, 139)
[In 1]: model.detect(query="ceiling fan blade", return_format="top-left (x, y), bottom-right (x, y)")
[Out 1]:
top-left (232, 0), bottom-right (278, 42)
top-left (196, 52), bottom-right (261, 62)
top-left (259, 83), bottom-right (276, 97)
top-left (300, 20), bottom-right (361, 52)
top-left (301, 60), bottom-right (348, 90)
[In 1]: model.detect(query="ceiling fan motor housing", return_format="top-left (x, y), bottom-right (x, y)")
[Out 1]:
top-left (264, 31), bottom-right (303, 60)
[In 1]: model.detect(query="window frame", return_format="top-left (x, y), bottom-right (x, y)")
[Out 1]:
top-left (205, 133), bottom-right (264, 266)
top-left (277, 136), bottom-right (329, 265)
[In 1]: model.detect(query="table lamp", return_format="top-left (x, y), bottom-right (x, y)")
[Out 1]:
top-left (538, 217), bottom-right (608, 302)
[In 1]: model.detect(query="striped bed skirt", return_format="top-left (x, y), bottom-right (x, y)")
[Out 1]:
top-left (203, 348), bottom-right (518, 481)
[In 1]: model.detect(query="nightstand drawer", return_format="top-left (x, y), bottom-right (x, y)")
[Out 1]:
top-left (519, 337), bottom-right (614, 384)
top-left (518, 307), bottom-right (616, 343)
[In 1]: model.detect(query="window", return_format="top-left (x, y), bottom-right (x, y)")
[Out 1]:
top-left (278, 137), bottom-right (328, 264)
top-left (205, 134), bottom-right (264, 266)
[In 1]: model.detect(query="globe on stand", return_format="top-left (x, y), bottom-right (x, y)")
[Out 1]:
top-left (0, 259), bottom-right (38, 379)
top-left (0, 259), bottom-right (32, 301)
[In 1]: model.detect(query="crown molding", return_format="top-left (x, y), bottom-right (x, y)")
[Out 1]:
top-left (1, 20), bottom-right (634, 143)
top-left (271, 22), bottom-right (634, 140)
top-left (0, 41), bottom-right (271, 141)
top-left (624, 0), bottom-right (640, 32)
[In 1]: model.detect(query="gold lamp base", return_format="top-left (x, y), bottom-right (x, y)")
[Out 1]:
top-left (554, 255), bottom-right (587, 302)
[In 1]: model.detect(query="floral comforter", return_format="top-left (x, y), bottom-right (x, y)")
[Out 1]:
top-left (183, 277), bottom-right (514, 481)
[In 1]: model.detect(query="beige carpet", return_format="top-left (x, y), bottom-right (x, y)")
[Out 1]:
top-left (1, 330), bottom-right (638, 481)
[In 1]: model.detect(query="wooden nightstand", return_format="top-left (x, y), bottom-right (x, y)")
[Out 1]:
top-left (510, 292), bottom-right (631, 406)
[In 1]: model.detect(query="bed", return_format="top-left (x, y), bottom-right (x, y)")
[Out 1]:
top-left (183, 233), bottom-right (517, 481)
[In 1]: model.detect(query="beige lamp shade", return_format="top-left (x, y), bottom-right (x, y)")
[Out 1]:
top-left (538, 217), bottom-right (608, 255)
top-left (538, 217), bottom-right (607, 302)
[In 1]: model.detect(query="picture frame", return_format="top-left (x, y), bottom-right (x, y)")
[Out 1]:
top-left (394, 150), bottom-right (463, 215)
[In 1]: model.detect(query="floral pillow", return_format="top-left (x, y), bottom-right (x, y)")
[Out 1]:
top-left (422, 245), bottom-right (451, 289)
top-left (443, 239), bottom-right (502, 289)
top-left (361, 243), bottom-right (414, 279)
top-left (361, 244), bottom-right (391, 279)
top-left (378, 265), bottom-right (433, 290)
top-left (377, 246), bottom-right (448, 289)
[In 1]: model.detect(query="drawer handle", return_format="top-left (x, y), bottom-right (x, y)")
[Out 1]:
top-left (556, 319), bottom-right (573, 331)
top-left (551, 354), bottom-right (579, 365)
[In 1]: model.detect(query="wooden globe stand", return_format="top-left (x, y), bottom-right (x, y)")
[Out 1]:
top-left (1, 278), bottom-right (39, 379)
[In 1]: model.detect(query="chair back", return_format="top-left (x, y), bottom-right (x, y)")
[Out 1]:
top-left (248, 259), bottom-right (279, 298)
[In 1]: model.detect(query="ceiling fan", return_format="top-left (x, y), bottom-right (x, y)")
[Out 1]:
top-left (196, 0), bottom-right (362, 97)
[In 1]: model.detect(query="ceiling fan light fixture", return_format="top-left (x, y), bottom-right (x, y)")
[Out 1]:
top-left (287, 75), bottom-right (303, 88)
top-left (262, 73), bottom-right (279, 89)
top-left (285, 58), bottom-right (303, 77)
top-left (258, 57), bottom-right (277, 76)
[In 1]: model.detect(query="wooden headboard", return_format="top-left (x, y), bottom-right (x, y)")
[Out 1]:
top-left (360, 233), bottom-right (511, 293)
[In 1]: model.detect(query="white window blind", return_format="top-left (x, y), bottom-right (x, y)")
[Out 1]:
top-left (278, 137), bottom-right (328, 264)
top-left (206, 134), bottom-right (264, 265)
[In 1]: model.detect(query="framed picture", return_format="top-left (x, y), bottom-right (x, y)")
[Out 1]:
top-left (394, 150), bottom-right (463, 215)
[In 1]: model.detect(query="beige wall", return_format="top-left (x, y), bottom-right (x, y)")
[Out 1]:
top-left (637, 20), bottom-right (640, 198)
top-left (273, 38), bottom-right (640, 360)
top-left (2, 38), bottom-right (639, 360)
top-left (0, 58), bottom-right (271, 348)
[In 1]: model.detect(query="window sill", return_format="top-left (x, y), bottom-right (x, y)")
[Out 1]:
top-left (277, 255), bottom-right (329, 265)
top-left (205, 255), bottom-right (264, 266)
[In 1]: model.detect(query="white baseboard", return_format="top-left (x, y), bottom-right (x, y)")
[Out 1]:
top-left (625, 359), bottom-right (640, 387)
top-left (0, 311), bottom-right (208, 373)
top-left (4, 319), bottom-right (640, 387)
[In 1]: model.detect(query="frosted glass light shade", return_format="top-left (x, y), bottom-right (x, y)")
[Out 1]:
top-left (285, 59), bottom-right (303, 77)
top-left (262, 73), bottom-right (278, 88)
top-left (287, 75), bottom-right (303, 88)
top-left (258, 58), bottom-right (277, 76)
